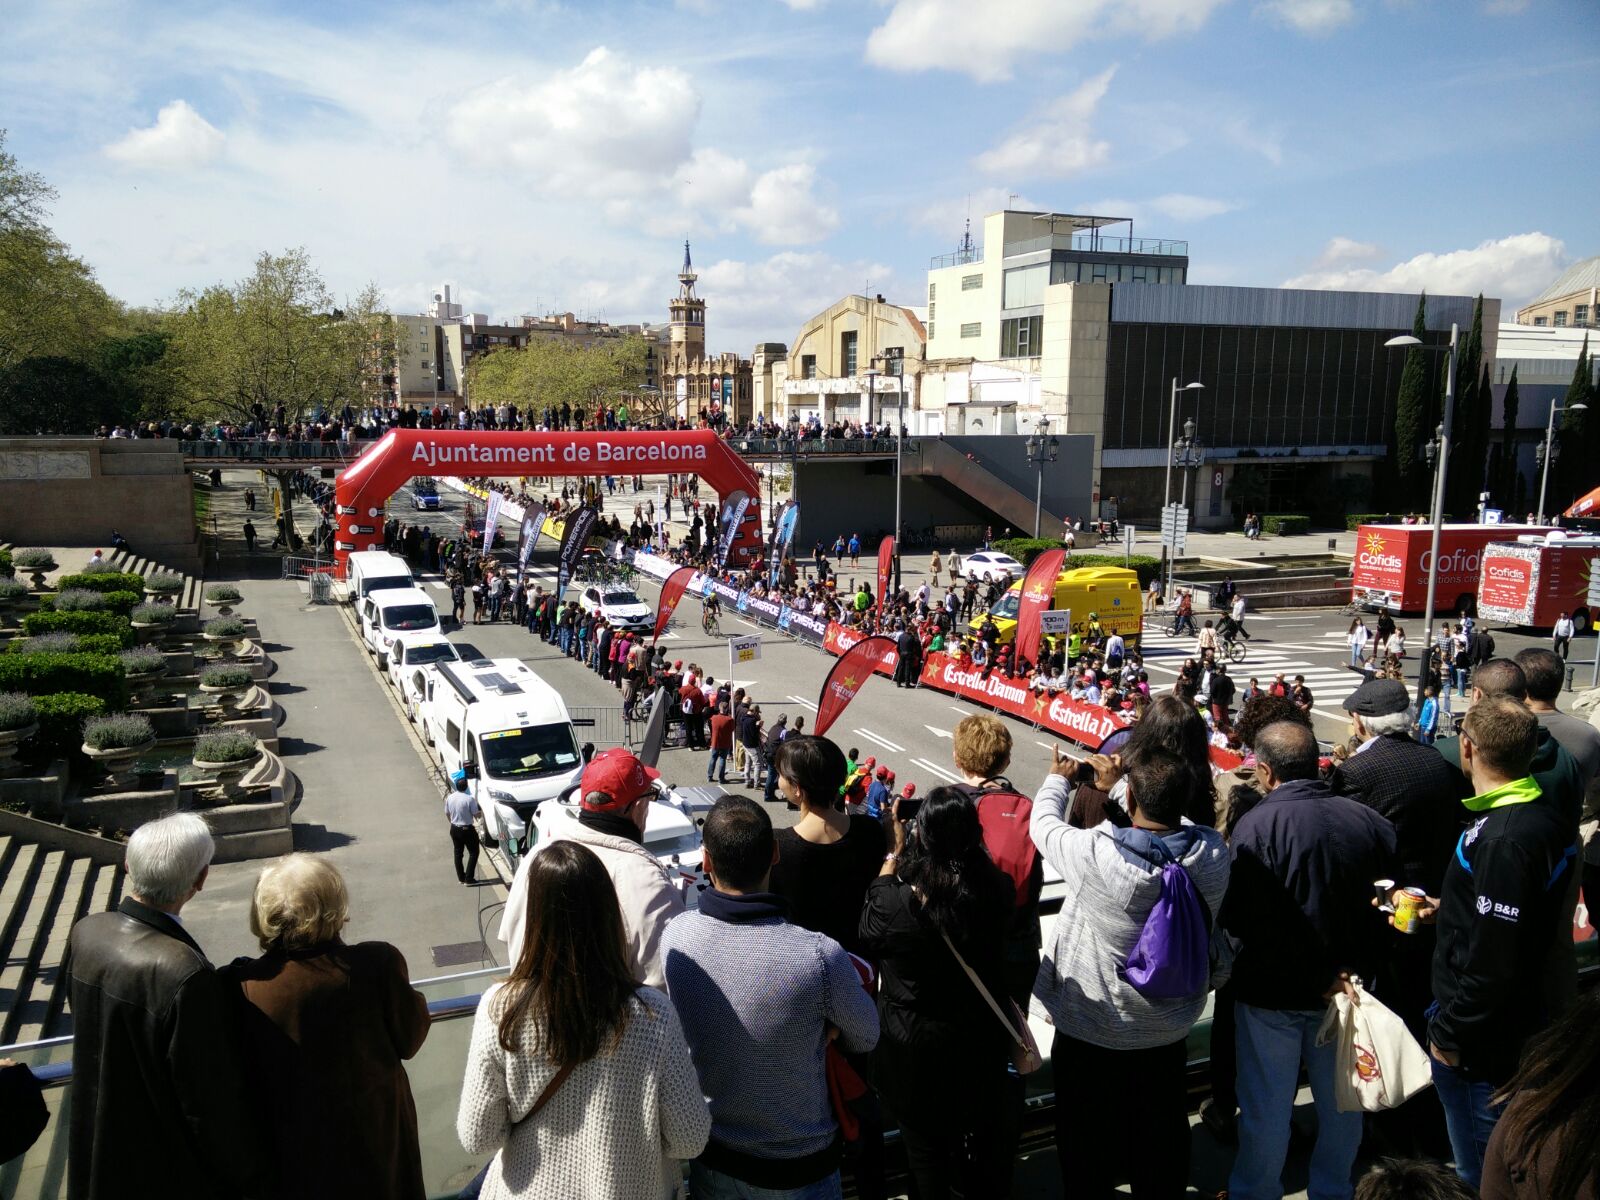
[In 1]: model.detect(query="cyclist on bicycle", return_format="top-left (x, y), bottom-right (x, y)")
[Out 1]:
top-left (703, 593), bottom-right (722, 633)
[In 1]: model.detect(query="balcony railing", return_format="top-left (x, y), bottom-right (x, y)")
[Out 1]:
top-left (1002, 233), bottom-right (1189, 258)
top-left (928, 247), bottom-right (982, 270)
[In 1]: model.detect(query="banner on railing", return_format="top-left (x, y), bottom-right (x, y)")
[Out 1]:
top-left (876, 536), bottom-right (895, 626)
top-left (1015, 548), bottom-right (1065, 670)
top-left (716, 490), bottom-right (751, 567)
top-left (517, 502), bottom-right (546, 572)
top-left (556, 503), bottom-right (601, 601)
top-left (482, 490), bottom-right (503, 550)
top-left (653, 566), bottom-right (696, 645)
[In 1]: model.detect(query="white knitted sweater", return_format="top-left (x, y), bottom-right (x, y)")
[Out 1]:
top-left (457, 985), bottom-right (711, 1199)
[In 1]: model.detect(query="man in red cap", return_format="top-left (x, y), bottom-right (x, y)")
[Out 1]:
top-left (498, 747), bottom-right (685, 987)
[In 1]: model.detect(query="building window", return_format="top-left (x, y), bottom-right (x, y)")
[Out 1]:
top-left (960, 322), bottom-right (981, 338)
top-left (1534, 317), bottom-right (1548, 326)
top-left (1000, 316), bottom-right (1042, 358)
top-left (927, 323), bottom-right (935, 340)
top-left (928, 302), bottom-right (936, 319)
top-left (1576, 305), bottom-right (1590, 325)
top-left (802, 354), bottom-right (817, 379)
top-left (840, 331), bottom-right (858, 375)
top-left (1002, 264), bottom-right (1046, 309)
top-left (962, 273), bottom-right (983, 290)
top-left (928, 283), bottom-right (937, 300)
top-left (1555, 310), bottom-right (1569, 327)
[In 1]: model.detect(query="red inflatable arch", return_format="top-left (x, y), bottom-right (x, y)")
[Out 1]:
top-left (333, 428), bottom-right (763, 573)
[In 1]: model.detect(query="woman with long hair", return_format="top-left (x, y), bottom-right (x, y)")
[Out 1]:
top-left (1348, 616), bottom-right (1370, 668)
top-left (1480, 983), bottom-right (1600, 1200)
top-left (859, 787), bottom-right (1016, 1200)
top-left (457, 840), bottom-right (709, 1199)
top-left (1122, 693), bottom-right (1216, 826)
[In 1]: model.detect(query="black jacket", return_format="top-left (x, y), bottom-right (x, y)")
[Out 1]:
top-left (1219, 778), bottom-right (1399, 1011)
top-left (1429, 788), bottom-right (1578, 1083)
top-left (1332, 733), bottom-right (1466, 895)
top-left (67, 898), bottom-right (269, 1199)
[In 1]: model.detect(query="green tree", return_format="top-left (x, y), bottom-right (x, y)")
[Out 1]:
top-left (0, 355), bottom-right (127, 434)
top-left (1392, 293), bottom-right (1430, 508)
top-left (1555, 334), bottom-right (1593, 513)
top-left (1446, 296), bottom-right (1487, 516)
top-left (466, 332), bottom-right (649, 420)
top-left (1498, 363), bottom-right (1520, 507)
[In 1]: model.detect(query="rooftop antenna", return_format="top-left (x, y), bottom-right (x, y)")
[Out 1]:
top-left (957, 217), bottom-right (976, 259)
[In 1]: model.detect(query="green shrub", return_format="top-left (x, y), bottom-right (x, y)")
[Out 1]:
top-left (143, 571), bottom-right (185, 593)
top-left (0, 579), bottom-right (29, 602)
top-left (989, 537), bottom-right (1067, 566)
top-left (11, 548), bottom-right (57, 570)
top-left (18, 632), bottom-right (81, 654)
top-left (204, 585), bottom-right (243, 604)
top-left (51, 588), bottom-right (108, 612)
top-left (203, 616), bottom-right (247, 639)
top-left (0, 547), bottom-right (11, 577)
top-left (98, 591), bottom-right (142, 617)
top-left (22, 610), bottom-right (135, 647)
top-left (0, 691), bottom-right (37, 732)
top-left (119, 649), bottom-right (166, 676)
top-left (194, 730), bottom-right (259, 763)
top-left (79, 560), bottom-right (120, 575)
top-left (199, 663), bottom-right (253, 689)
top-left (56, 571), bottom-right (145, 594)
top-left (0, 650), bottom-right (128, 709)
top-left (26, 692), bottom-right (105, 763)
top-left (131, 603), bottom-right (179, 625)
top-left (1064, 553), bottom-right (1164, 586)
top-left (1262, 514), bottom-right (1310, 536)
top-left (83, 713), bottom-right (154, 750)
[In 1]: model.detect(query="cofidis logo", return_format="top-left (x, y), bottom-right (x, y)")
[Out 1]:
top-left (1358, 532), bottom-right (1403, 573)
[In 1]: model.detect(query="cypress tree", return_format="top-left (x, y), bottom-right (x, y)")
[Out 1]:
top-left (1499, 364), bottom-right (1520, 507)
top-left (1393, 293), bottom-right (1429, 508)
top-left (1446, 296), bottom-right (1486, 516)
top-left (1555, 334), bottom-right (1591, 511)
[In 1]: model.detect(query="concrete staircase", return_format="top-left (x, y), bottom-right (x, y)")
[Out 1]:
top-left (106, 548), bottom-right (204, 608)
top-left (905, 439), bottom-right (1067, 535)
top-left (0, 833), bottom-right (124, 1044)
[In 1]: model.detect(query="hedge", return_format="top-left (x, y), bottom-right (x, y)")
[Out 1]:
top-left (0, 548), bottom-right (11, 578)
top-left (22, 610), bottom-right (135, 647)
top-left (0, 651), bottom-right (128, 710)
top-left (98, 591), bottom-right (143, 617)
top-left (24, 692), bottom-right (107, 765)
top-left (990, 537), bottom-right (1067, 565)
top-left (55, 571), bottom-right (145, 595)
top-left (1343, 513), bottom-right (1464, 531)
top-left (983, 539), bottom-right (1163, 585)
top-left (1262, 514), bottom-right (1310, 536)
top-left (6, 633), bottom-right (125, 657)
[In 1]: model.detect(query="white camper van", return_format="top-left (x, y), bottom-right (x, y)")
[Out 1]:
top-left (423, 658), bottom-right (586, 858)
top-left (346, 551), bottom-right (414, 602)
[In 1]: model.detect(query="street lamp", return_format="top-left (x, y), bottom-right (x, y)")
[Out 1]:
top-left (1025, 417), bottom-right (1060, 538)
top-left (1385, 324), bottom-right (1459, 706)
top-left (1166, 416), bottom-right (1205, 601)
top-left (1536, 401), bottom-right (1587, 523)
top-left (1160, 379), bottom-right (1204, 601)
top-left (864, 367), bottom-right (879, 429)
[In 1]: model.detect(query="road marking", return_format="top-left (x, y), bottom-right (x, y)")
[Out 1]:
top-left (912, 757), bottom-right (962, 784)
top-left (786, 693), bottom-right (819, 711)
top-left (855, 728), bottom-right (906, 753)
top-left (949, 706), bottom-right (970, 716)
top-left (923, 725), bottom-right (953, 740)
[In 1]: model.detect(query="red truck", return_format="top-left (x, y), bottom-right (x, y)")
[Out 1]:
top-left (1476, 532), bottom-right (1600, 632)
top-left (1351, 523), bottom-right (1545, 615)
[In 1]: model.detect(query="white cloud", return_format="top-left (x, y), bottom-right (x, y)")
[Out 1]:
top-left (1257, 0), bottom-right (1357, 34)
top-left (103, 100), bottom-right (224, 169)
top-left (1145, 193), bottom-right (1240, 221)
top-left (1313, 236), bottom-right (1381, 267)
top-left (1283, 232), bottom-right (1567, 301)
top-left (736, 163), bottom-right (839, 244)
top-left (975, 67), bottom-right (1116, 178)
top-left (913, 188), bottom-right (1045, 235)
top-left (865, 0), bottom-right (1226, 83)
top-left (446, 48), bottom-right (700, 188)
top-left (699, 251), bottom-right (900, 347)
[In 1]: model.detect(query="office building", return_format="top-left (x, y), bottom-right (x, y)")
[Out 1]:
top-left (1515, 257), bottom-right (1599, 329)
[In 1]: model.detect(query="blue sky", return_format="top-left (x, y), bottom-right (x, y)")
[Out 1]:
top-left (4, 0), bottom-right (1597, 350)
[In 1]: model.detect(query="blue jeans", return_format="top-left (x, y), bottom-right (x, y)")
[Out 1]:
top-left (689, 1162), bottom-right (842, 1200)
top-left (1230, 1002), bottom-right (1363, 1200)
top-left (1431, 1058), bottom-right (1503, 1187)
top-left (558, 627), bottom-right (572, 655)
top-left (707, 748), bottom-right (729, 781)
top-left (1349, 645), bottom-right (1363, 667)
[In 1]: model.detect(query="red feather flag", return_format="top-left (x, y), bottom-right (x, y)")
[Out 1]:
top-left (814, 635), bottom-right (898, 737)
top-left (876, 536), bottom-right (895, 628)
top-left (653, 566), bottom-right (697, 645)
top-left (1014, 548), bottom-right (1066, 671)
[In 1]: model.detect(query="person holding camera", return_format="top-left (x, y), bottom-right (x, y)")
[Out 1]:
top-left (1031, 745), bottom-right (1229, 1198)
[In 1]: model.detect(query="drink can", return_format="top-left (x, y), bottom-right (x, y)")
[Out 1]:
top-left (1393, 887), bottom-right (1426, 934)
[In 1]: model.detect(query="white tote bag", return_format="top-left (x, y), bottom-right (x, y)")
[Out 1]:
top-left (1315, 981), bottom-right (1433, 1112)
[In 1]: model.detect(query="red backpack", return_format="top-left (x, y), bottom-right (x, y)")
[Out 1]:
top-left (966, 779), bottom-right (1039, 910)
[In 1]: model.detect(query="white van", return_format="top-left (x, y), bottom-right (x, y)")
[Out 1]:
top-left (360, 587), bottom-right (441, 668)
top-left (424, 658), bottom-right (587, 856)
top-left (386, 633), bottom-right (462, 720)
top-left (346, 551), bottom-right (414, 602)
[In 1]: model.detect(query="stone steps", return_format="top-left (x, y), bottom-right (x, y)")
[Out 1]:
top-left (106, 548), bottom-right (204, 608)
top-left (0, 833), bottom-right (125, 1046)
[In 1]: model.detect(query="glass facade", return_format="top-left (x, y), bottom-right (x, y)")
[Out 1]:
top-left (1001, 315), bottom-right (1042, 358)
top-left (1103, 322), bottom-right (1439, 451)
top-left (840, 331), bottom-right (857, 375)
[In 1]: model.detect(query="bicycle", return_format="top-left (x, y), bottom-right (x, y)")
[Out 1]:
top-left (702, 609), bottom-right (722, 637)
top-left (1220, 635), bottom-right (1247, 663)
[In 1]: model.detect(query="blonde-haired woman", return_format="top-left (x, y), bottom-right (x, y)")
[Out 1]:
top-left (224, 854), bottom-right (429, 1199)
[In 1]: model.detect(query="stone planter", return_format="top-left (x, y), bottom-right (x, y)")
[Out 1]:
top-left (193, 748), bottom-right (262, 800)
top-left (198, 680), bottom-right (250, 714)
top-left (200, 631), bottom-right (247, 660)
top-left (125, 665), bottom-right (169, 706)
top-left (26, 567), bottom-right (55, 593)
top-left (143, 588), bottom-right (181, 604)
top-left (204, 596), bottom-right (240, 618)
top-left (0, 722), bottom-right (38, 777)
top-left (130, 618), bottom-right (177, 645)
top-left (81, 738), bottom-right (157, 788)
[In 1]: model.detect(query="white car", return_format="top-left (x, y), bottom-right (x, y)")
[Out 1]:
top-left (576, 584), bottom-right (653, 632)
top-left (387, 635), bottom-right (465, 719)
top-left (962, 550), bottom-right (1025, 583)
top-left (533, 778), bottom-right (705, 902)
top-left (358, 587), bottom-right (441, 668)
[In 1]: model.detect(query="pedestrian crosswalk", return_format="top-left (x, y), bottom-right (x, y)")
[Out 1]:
top-left (1136, 627), bottom-right (1360, 725)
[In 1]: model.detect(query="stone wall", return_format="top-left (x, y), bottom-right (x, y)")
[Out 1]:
top-left (0, 438), bottom-right (201, 571)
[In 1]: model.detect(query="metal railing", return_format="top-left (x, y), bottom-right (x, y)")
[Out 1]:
top-left (567, 705), bottom-right (632, 750)
top-left (180, 439), bottom-right (376, 462)
top-left (1001, 233), bottom-right (1189, 258)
